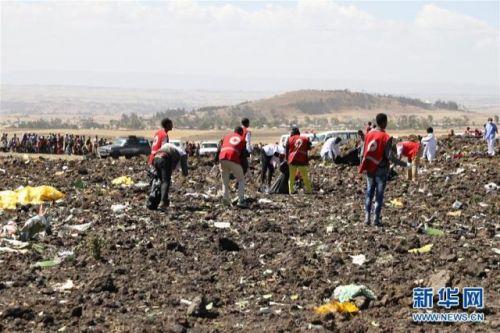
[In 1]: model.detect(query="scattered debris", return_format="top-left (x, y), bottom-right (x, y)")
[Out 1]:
top-left (314, 301), bottom-right (359, 315)
top-left (408, 244), bottom-right (433, 254)
top-left (350, 254), bottom-right (367, 266)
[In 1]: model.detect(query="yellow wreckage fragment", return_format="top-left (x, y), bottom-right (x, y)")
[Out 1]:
top-left (314, 301), bottom-right (359, 315)
top-left (0, 186), bottom-right (64, 210)
top-left (111, 176), bottom-right (135, 186)
top-left (408, 244), bottom-right (433, 254)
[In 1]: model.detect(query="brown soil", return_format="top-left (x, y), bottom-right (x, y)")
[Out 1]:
top-left (0, 136), bottom-right (498, 332)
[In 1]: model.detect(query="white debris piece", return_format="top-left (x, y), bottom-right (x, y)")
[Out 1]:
top-left (213, 222), bottom-right (231, 229)
top-left (350, 254), bottom-right (367, 266)
top-left (111, 204), bottom-right (128, 213)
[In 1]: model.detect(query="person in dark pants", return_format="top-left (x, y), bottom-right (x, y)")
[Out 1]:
top-left (359, 113), bottom-right (408, 226)
top-left (153, 143), bottom-right (188, 210)
top-left (260, 143), bottom-right (280, 192)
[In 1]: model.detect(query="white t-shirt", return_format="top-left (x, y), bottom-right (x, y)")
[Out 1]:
top-left (262, 144), bottom-right (278, 157)
top-left (320, 137), bottom-right (340, 158)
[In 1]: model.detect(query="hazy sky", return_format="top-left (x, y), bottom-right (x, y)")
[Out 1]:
top-left (1, 0), bottom-right (499, 93)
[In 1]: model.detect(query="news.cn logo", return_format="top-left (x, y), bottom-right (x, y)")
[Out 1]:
top-left (411, 287), bottom-right (485, 323)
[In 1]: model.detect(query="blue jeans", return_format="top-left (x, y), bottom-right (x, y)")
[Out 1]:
top-left (365, 173), bottom-right (387, 220)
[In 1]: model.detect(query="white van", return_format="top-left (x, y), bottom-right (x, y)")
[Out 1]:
top-left (280, 130), bottom-right (358, 147)
top-left (199, 141), bottom-right (219, 156)
top-left (279, 132), bottom-right (322, 147)
top-left (318, 130), bottom-right (358, 145)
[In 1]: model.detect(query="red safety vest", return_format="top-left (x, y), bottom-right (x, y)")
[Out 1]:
top-left (359, 129), bottom-right (390, 174)
top-left (219, 132), bottom-right (246, 164)
top-left (148, 129), bottom-right (169, 164)
top-left (287, 135), bottom-right (310, 165)
top-left (399, 141), bottom-right (420, 161)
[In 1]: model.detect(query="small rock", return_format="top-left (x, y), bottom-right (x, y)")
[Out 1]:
top-left (427, 270), bottom-right (452, 292)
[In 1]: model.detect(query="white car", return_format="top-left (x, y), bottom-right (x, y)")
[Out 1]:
top-left (169, 139), bottom-right (183, 149)
top-left (199, 141), bottom-right (219, 156)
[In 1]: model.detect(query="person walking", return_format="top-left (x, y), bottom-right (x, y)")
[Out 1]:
top-left (484, 117), bottom-right (498, 156)
top-left (218, 127), bottom-right (249, 208)
top-left (359, 113), bottom-right (408, 226)
top-left (421, 127), bottom-right (437, 162)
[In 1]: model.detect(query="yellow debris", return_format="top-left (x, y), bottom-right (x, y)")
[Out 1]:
top-left (408, 244), bottom-right (433, 254)
top-left (447, 211), bottom-right (462, 217)
top-left (389, 198), bottom-right (404, 208)
top-left (314, 301), bottom-right (359, 315)
top-left (0, 186), bottom-right (64, 210)
top-left (111, 176), bottom-right (135, 186)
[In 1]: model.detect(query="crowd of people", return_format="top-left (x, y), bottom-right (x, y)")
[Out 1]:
top-left (0, 133), bottom-right (110, 156)
top-left (148, 115), bottom-right (498, 228)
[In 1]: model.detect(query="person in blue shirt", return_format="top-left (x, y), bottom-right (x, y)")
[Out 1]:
top-left (484, 118), bottom-right (498, 156)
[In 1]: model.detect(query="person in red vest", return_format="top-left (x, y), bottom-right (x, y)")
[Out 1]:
top-left (396, 138), bottom-right (423, 182)
top-left (286, 126), bottom-right (312, 194)
top-left (218, 126), bottom-right (249, 208)
top-left (148, 118), bottom-right (173, 210)
top-left (359, 113), bottom-right (408, 226)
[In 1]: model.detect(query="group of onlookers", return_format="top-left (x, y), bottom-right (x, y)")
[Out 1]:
top-left (0, 133), bottom-right (109, 156)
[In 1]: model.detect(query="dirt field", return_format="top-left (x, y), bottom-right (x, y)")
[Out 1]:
top-left (0, 136), bottom-right (498, 332)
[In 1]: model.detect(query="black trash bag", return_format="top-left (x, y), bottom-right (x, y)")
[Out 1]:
top-left (146, 167), bottom-right (161, 210)
top-left (270, 161), bottom-right (289, 194)
top-left (335, 147), bottom-right (361, 166)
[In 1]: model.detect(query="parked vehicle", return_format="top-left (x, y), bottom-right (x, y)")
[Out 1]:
top-left (169, 139), bottom-right (183, 149)
top-left (98, 136), bottom-right (151, 159)
top-left (279, 130), bottom-right (358, 147)
top-left (199, 141), bottom-right (219, 156)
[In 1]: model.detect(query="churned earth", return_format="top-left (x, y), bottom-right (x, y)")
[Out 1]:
top-left (0, 136), bottom-right (498, 332)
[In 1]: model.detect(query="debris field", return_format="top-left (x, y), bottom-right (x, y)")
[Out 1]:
top-left (0, 136), bottom-right (498, 332)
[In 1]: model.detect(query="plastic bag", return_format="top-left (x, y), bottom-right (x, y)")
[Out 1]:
top-left (0, 186), bottom-right (64, 210)
top-left (112, 176), bottom-right (135, 186)
top-left (333, 284), bottom-right (377, 303)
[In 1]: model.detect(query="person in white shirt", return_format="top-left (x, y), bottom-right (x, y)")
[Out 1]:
top-left (320, 137), bottom-right (342, 162)
top-left (260, 143), bottom-right (281, 191)
top-left (421, 127), bottom-right (437, 162)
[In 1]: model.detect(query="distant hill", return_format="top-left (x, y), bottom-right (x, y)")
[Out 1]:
top-left (206, 89), bottom-right (460, 119)
top-left (147, 89), bottom-right (468, 130)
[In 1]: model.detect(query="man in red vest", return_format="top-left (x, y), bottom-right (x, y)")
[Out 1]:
top-left (359, 113), bottom-right (408, 226)
top-left (286, 126), bottom-right (312, 194)
top-left (396, 139), bottom-right (422, 182)
top-left (218, 126), bottom-right (249, 208)
top-left (148, 118), bottom-right (173, 210)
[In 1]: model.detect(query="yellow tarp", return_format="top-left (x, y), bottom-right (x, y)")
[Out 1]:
top-left (408, 244), bottom-right (433, 254)
top-left (0, 186), bottom-right (64, 210)
top-left (314, 301), bottom-right (359, 315)
top-left (111, 176), bottom-right (134, 186)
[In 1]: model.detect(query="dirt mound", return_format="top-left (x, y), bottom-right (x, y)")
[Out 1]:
top-left (0, 136), bottom-right (498, 332)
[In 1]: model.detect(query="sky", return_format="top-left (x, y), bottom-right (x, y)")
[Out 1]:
top-left (1, 0), bottom-right (499, 95)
